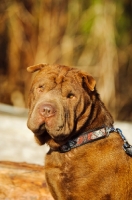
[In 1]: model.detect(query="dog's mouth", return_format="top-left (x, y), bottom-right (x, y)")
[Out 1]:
top-left (53, 134), bottom-right (68, 142)
top-left (34, 122), bottom-right (70, 143)
top-left (33, 123), bottom-right (46, 136)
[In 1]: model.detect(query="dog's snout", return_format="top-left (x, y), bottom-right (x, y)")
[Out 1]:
top-left (39, 104), bottom-right (56, 118)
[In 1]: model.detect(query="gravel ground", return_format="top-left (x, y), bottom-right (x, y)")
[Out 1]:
top-left (0, 113), bottom-right (132, 166)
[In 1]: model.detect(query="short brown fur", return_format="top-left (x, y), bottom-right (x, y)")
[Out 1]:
top-left (27, 64), bottom-right (132, 200)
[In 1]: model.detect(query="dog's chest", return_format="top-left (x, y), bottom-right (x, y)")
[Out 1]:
top-left (45, 151), bottom-right (75, 197)
top-left (45, 151), bottom-right (73, 178)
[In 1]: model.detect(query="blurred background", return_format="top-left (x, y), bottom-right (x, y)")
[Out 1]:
top-left (0, 0), bottom-right (132, 165)
top-left (0, 0), bottom-right (132, 120)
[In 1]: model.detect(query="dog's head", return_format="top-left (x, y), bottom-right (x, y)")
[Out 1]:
top-left (27, 64), bottom-right (97, 148)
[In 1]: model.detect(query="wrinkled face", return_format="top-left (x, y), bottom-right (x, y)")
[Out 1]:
top-left (27, 64), bottom-right (96, 145)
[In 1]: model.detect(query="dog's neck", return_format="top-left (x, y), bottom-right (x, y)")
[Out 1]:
top-left (85, 99), bottom-right (114, 132)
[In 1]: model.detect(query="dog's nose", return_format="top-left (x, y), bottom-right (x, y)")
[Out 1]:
top-left (39, 104), bottom-right (56, 118)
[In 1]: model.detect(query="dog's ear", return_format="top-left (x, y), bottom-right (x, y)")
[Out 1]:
top-left (27, 63), bottom-right (48, 73)
top-left (82, 73), bottom-right (96, 91)
top-left (77, 72), bottom-right (96, 91)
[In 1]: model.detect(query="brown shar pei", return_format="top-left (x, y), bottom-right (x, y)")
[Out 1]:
top-left (27, 64), bottom-right (132, 200)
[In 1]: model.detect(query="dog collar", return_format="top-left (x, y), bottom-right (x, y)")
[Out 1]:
top-left (59, 127), bottom-right (132, 155)
top-left (59, 126), bottom-right (111, 153)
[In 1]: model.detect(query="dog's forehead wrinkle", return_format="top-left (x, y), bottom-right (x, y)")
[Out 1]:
top-left (55, 69), bottom-right (71, 85)
top-left (35, 66), bottom-right (76, 86)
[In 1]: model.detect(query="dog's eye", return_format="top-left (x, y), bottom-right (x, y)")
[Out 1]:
top-left (39, 85), bottom-right (44, 88)
top-left (38, 85), bottom-right (45, 92)
top-left (67, 93), bottom-right (75, 99)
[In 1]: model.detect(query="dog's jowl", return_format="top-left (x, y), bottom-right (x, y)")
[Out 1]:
top-left (27, 64), bottom-right (132, 200)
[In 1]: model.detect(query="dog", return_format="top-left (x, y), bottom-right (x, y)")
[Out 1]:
top-left (27, 64), bottom-right (132, 200)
